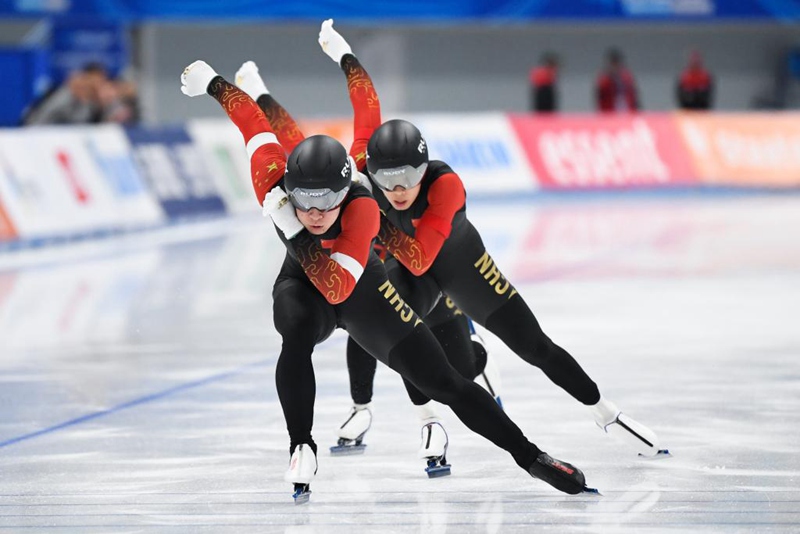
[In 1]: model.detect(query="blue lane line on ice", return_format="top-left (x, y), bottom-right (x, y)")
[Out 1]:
top-left (0, 359), bottom-right (269, 450)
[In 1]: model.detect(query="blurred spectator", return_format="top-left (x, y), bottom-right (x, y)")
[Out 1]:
top-left (529, 52), bottom-right (559, 112)
top-left (22, 62), bottom-right (139, 125)
top-left (676, 50), bottom-right (713, 110)
top-left (595, 48), bottom-right (639, 112)
top-left (98, 79), bottom-right (140, 123)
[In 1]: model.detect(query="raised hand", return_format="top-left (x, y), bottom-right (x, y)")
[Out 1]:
top-left (180, 60), bottom-right (218, 97)
top-left (318, 19), bottom-right (352, 64)
top-left (235, 60), bottom-right (270, 101)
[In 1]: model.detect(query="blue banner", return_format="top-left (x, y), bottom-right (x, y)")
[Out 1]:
top-left (2, 0), bottom-right (799, 22)
top-left (125, 126), bottom-right (227, 220)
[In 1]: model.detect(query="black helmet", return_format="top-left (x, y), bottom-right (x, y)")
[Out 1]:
top-left (284, 135), bottom-right (351, 212)
top-left (366, 119), bottom-right (429, 191)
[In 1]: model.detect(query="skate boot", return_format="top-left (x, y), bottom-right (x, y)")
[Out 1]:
top-left (589, 396), bottom-right (670, 458)
top-left (285, 443), bottom-right (318, 504)
top-left (330, 403), bottom-right (372, 455)
top-left (527, 451), bottom-right (598, 495)
top-left (471, 332), bottom-right (503, 408)
top-left (415, 402), bottom-right (451, 478)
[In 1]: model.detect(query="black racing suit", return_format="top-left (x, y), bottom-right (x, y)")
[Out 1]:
top-left (348, 161), bottom-right (601, 407)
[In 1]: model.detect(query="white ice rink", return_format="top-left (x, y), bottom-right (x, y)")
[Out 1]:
top-left (1, 192), bottom-right (799, 533)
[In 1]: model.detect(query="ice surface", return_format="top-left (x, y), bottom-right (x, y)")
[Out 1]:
top-left (1, 193), bottom-right (798, 532)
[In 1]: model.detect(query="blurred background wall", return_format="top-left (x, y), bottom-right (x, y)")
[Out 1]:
top-left (139, 23), bottom-right (799, 123)
top-left (2, 1), bottom-right (800, 126)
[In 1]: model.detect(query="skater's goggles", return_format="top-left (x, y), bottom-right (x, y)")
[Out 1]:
top-left (369, 162), bottom-right (428, 192)
top-left (288, 186), bottom-right (350, 212)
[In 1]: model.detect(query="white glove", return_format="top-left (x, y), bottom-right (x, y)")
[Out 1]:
top-left (263, 187), bottom-right (304, 239)
top-left (235, 60), bottom-right (269, 101)
top-left (180, 60), bottom-right (218, 97)
top-left (318, 19), bottom-right (352, 64)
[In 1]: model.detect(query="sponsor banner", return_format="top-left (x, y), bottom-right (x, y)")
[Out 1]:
top-left (407, 113), bottom-right (537, 194)
top-left (83, 124), bottom-right (166, 226)
top-left (0, 127), bottom-right (123, 239)
top-left (187, 118), bottom-right (259, 214)
top-left (0, 125), bottom-right (164, 241)
top-left (509, 114), bottom-right (697, 189)
top-left (126, 125), bottom-right (227, 220)
top-left (676, 113), bottom-right (800, 187)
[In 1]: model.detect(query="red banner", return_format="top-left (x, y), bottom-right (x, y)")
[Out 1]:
top-left (509, 114), bottom-right (697, 189)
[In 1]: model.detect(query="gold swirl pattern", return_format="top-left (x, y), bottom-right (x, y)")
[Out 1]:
top-left (208, 78), bottom-right (251, 113)
top-left (263, 100), bottom-right (305, 151)
top-left (378, 218), bottom-right (424, 273)
top-left (295, 237), bottom-right (348, 305)
top-left (345, 61), bottom-right (379, 111)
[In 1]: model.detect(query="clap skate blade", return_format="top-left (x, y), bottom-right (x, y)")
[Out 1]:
top-left (330, 436), bottom-right (367, 456)
top-left (292, 483), bottom-right (311, 504)
top-left (424, 456), bottom-right (451, 478)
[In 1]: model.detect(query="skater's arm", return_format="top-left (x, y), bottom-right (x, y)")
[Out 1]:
top-left (378, 172), bottom-right (465, 275)
top-left (256, 94), bottom-right (306, 153)
top-left (292, 197), bottom-right (380, 304)
top-left (341, 54), bottom-right (381, 173)
top-left (235, 60), bottom-right (307, 154)
top-left (318, 19), bottom-right (381, 173)
top-left (180, 61), bottom-right (287, 204)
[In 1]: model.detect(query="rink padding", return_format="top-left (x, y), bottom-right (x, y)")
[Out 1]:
top-left (1, 112), bottom-right (799, 248)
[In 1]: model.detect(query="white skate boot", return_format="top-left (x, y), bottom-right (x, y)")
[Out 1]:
top-left (415, 402), bottom-right (451, 478)
top-left (330, 403), bottom-right (372, 455)
top-left (471, 332), bottom-right (503, 408)
top-left (589, 396), bottom-right (670, 458)
top-left (285, 443), bottom-right (318, 504)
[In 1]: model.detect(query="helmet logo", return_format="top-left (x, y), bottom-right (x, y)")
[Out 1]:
top-left (296, 189), bottom-right (327, 197)
top-left (341, 158), bottom-right (351, 177)
top-left (417, 139), bottom-right (426, 154)
top-left (383, 168), bottom-right (407, 176)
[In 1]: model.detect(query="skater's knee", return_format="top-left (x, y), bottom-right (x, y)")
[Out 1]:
top-left (274, 300), bottom-right (333, 345)
top-left (527, 336), bottom-right (557, 365)
top-left (414, 373), bottom-right (468, 406)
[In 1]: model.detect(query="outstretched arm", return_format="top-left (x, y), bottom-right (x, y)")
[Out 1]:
top-left (235, 61), bottom-right (306, 153)
top-left (319, 19), bottom-right (381, 173)
top-left (180, 60), bottom-right (285, 204)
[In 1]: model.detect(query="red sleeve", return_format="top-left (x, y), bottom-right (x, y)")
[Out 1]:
top-left (293, 197), bottom-right (380, 304)
top-left (207, 77), bottom-right (286, 204)
top-left (341, 55), bottom-right (381, 173)
top-left (378, 173), bottom-right (465, 276)
top-left (256, 94), bottom-right (306, 154)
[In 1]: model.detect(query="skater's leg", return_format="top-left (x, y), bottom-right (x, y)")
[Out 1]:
top-left (332, 338), bottom-right (375, 453)
top-left (385, 326), bottom-right (590, 494)
top-left (484, 297), bottom-right (600, 405)
top-left (400, 295), bottom-right (479, 405)
top-left (273, 278), bottom-right (337, 452)
top-left (340, 264), bottom-right (592, 494)
top-left (347, 335), bottom-right (376, 405)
